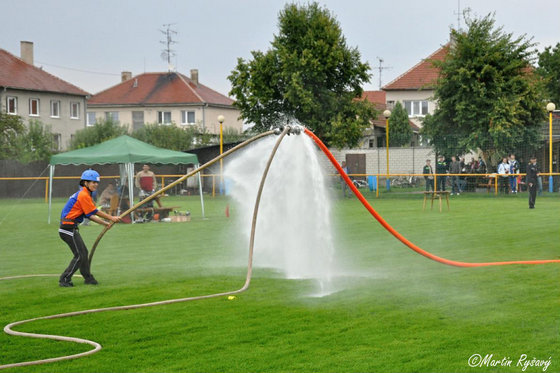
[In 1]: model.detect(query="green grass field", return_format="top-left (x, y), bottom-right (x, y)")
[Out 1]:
top-left (0, 192), bottom-right (559, 372)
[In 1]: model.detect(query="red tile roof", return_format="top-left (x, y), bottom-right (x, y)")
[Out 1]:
top-left (88, 72), bottom-right (233, 106)
top-left (361, 90), bottom-right (386, 106)
top-left (383, 43), bottom-right (449, 91)
top-left (0, 49), bottom-right (89, 96)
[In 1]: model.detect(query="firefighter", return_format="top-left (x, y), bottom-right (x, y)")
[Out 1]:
top-left (59, 170), bottom-right (120, 287)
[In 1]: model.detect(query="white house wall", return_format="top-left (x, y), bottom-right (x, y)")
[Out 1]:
top-left (385, 89), bottom-right (437, 129)
top-left (87, 105), bottom-right (243, 134)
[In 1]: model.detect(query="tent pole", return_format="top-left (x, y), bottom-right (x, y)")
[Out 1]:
top-left (197, 164), bottom-right (205, 219)
top-left (128, 163), bottom-right (135, 223)
top-left (48, 165), bottom-right (55, 224)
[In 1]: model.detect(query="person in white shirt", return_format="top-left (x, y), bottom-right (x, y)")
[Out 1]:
top-left (497, 157), bottom-right (510, 194)
top-left (508, 154), bottom-right (520, 193)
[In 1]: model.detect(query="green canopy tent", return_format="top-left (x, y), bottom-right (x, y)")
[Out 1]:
top-left (48, 135), bottom-right (204, 223)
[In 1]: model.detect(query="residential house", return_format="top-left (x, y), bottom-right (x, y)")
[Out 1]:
top-left (382, 43), bottom-right (449, 131)
top-left (360, 90), bottom-right (420, 149)
top-left (87, 70), bottom-right (242, 134)
top-left (0, 41), bottom-right (89, 150)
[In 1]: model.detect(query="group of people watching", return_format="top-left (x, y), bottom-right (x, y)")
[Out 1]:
top-left (423, 155), bottom-right (483, 194)
top-left (423, 154), bottom-right (530, 195)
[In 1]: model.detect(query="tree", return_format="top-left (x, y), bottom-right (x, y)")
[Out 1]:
top-left (131, 123), bottom-right (210, 150)
top-left (421, 14), bottom-right (545, 162)
top-left (0, 114), bottom-right (56, 162)
top-left (228, 2), bottom-right (377, 148)
top-left (16, 120), bottom-right (57, 163)
top-left (69, 119), bottom-right (128, 149)
top-left (388, 102), bottom-right (412, 147)
top-left (0, 112), bottom-right (26, 159)
top-left (537, 43), bottom-right (560, 105)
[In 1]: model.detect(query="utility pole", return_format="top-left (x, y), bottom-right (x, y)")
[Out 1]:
top-left (376, 57), bottom-right (392, 90)
top-left (160, 23), bottom-right (177, 71)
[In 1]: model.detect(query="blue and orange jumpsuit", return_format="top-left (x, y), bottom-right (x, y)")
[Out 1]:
top-left (59, 187), bottom-right (98, 284)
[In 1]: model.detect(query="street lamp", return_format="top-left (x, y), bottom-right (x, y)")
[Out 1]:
top-left (383, 109), bottom-right (391, 191)
top-left (547, 103), bottom-right (556, 193)
top-left (217, 115), bottom-right (225, 194)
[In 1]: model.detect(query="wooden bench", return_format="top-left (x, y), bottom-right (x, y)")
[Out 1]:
top-left (423, 191), bottom-right (450, 212)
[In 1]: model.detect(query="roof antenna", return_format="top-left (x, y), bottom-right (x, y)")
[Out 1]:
top-left (376, 57), bottom-right (392, 90)
top-left (454, 0), bottom-right (462, 31)
top-left (160, 23), bottom-right (177, 72)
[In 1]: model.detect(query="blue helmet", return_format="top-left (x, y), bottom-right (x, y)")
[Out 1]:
top-left (81, 169), bottom-right (100, 182)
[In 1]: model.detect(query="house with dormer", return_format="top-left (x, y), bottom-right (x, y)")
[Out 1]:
top-left (382, 43), bottom-right (449, 131)
top-left (87, 70), bottom-right (242, 134)
top-left (0, 41), bottom-right (89, 150)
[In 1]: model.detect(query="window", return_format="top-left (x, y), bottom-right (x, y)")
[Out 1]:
top-left (158, 111), bottom-right (172, 124)
top-left (7, 97), bottom-right (17, 114)
top-left (181, 110), bottom-right (195, 125)
top-left (29, 98), bottom-right (39, 116)
top-left (70, 102), bottom-right (80, 119)
top-left (105, 111), bottom-right (119, 122)
top-left (86, 112), bottom-right (96, 126)
top-left (52, 133), bottom-right (62, 151)
top-left (50, 100), bottom-right (60, 118)
top-left (403, 100), bottom-right (428, 117)
top-left (132, 111), bottom-right (144, 130)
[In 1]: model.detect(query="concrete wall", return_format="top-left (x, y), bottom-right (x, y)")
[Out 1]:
top-left (0, 89), bottom-right (87, 150)
top-left (325, 147), bottom-right (436, 175)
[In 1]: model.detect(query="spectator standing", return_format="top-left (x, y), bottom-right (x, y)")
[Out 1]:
top-left (436, 156), bottom-right (448, 191)
top-left (423, 159), bottom-right (434, 191)
top-left (450, 156), bottom-right (462, 195)
top-left (508, 154), bottom-right (520, 193)
top-left (135, 164), bottom-right (163, 207)
top-left (527, 156), bottom-right (539, 208)
top-left (497, 157), bottom-right (510, 194)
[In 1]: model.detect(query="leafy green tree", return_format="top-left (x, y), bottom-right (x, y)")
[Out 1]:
top-left (0, 114), bottom-right (56, 162)
top-left (228, 2), bottom-right (376, 148)
top-left (537, 43), bottom-right (560, 105)
top-left (388, 102), bottom-right (412, 147)
top-left (0, 112), bottom-right (26, 159)
top-left (16, 120), bottom-right (57, 163)
top-left (69, 119), bottom-right (128, 149)
top-left (421, 14), bottom-right (544, 162)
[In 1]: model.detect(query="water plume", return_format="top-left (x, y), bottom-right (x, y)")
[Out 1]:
top-left (224, 131), bottom-right (336, 296)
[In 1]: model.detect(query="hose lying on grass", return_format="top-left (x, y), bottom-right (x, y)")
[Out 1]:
top-left (304, 127), bottom-right (560, 267)
top-left (0, 127), bottom-right (290, 370)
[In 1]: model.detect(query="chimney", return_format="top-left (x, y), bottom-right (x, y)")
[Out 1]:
top-left (121, 71), bottom-right (132, 82)
top-left (20, 41), bottom-right (34, 65)
top-left (190, 69), bottom-right (199, 86)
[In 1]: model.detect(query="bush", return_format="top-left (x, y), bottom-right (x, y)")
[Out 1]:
top-left (69, 119), bottom-right (128, 150)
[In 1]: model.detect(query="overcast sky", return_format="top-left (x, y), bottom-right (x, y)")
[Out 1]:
top-left (1, 0), bottom-right (558, 96)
